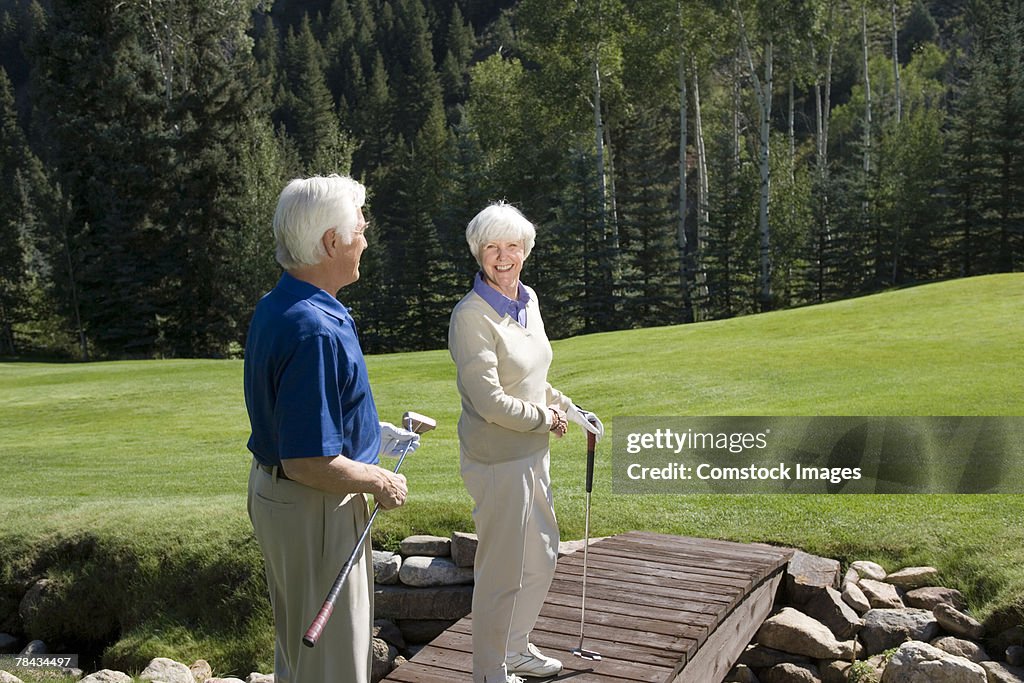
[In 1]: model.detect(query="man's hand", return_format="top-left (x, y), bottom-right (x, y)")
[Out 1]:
top-left (373, 467), bottom-right (408, 510)
top-left (379, 422), bottom-right (421, 458)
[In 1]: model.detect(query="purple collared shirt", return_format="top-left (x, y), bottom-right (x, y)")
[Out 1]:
top-left (473, 271), bottom-right (530, 327)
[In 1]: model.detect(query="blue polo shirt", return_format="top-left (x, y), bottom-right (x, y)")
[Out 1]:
top-left (244, 272), bottom-right (381, 467)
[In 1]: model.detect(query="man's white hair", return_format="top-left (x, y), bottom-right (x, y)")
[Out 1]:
top-left (273, 175), bottom-right (366, 271)
top-left (465, 201), bottom-right (536, 266)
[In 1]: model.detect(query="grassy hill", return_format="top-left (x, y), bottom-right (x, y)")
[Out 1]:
top-left (1, 273), bottom-right (1022, 676)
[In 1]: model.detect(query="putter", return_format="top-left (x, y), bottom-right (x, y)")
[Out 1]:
top-left (303, 411), bottom-right (437, 648)
top-left (571, 419), bottom-right (602, 662)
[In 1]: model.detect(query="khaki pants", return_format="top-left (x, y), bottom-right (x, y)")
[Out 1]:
top-left (460, 451), bottom-right (559, 683)
top-left (248, 462), bottom-right (373, 683)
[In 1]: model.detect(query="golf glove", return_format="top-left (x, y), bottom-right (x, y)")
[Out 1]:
top-left (567, 404), bottom-right (604, 442)
top-left (379, 422), bottom-right (420, 458)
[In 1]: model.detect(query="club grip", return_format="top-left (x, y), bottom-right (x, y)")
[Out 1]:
top-left (302, 602), bottom-right (334, 647)
top-left (586, 429), bottom-right (596, 493)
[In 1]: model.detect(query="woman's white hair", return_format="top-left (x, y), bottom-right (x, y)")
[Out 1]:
top-left (465, 201), bottom-right (536, 266)
top-left (273, 174), bottom-right (366, 271)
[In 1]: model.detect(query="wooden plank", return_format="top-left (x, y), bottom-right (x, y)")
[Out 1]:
top-left (672, 570), bottom-right (786, 683)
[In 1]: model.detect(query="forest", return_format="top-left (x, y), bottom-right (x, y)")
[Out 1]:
top-left (0, 0), bottom-right (1021, 359)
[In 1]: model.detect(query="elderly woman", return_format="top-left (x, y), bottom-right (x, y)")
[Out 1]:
top-left (448, 202), bottom-right (604, 683)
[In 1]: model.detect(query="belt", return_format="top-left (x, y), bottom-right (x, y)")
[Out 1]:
top-left (257, 462), bottom-right (291, 481)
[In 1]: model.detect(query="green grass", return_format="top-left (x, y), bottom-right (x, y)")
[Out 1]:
top-left (1, 273), bottom-right (1023, 675)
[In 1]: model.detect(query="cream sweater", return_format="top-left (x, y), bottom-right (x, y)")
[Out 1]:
top-left (448, 286), bottom-right (574, 464)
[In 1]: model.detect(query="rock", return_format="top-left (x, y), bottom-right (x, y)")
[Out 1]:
top-left (860, 608), bottom-right (939, 656)
top-left (724, 663), bottom-right (760, 682)
top-left (850, 560), bottom-right (887, 582)
top-left (880, 640), bottom-right (986, 682)
top-left (1008, 645), bottom-right (1024, 667)
top-left (373, 551), bottom-right (401, 585)
top-left (0, 672), bottom-right (23, 683)
top-left (761, 662), bottom-right (821, 683)
top-left (19, 640), bottom-right (46, 656)
top-left (933, 602), bottom-right (984, 640)
top-left (18, 579), bottom-right (53, 627)
top-left (80, 671), bottom-right (133, 683)
top-left (737, 644), bottom-right (810, 669)
top-left (885, 566), bottom-right (940, 590)
top-left (785, 552), bottom-right (841, 606)
top-left (755, 608), bottom-right (858, 660)
top-left (0, 634), bottom-right (18, 654)
top-left (245, 674), bottom-right (273, 683)
top-left (842, 582), bottom-right (871, 614)
top-left (819, 660), bottom-right (851, 683)
top-left (398, 556), bottom-right (474, 587)
top-left (190, 659), bottom-right (213, 683)
top-left (374, 584), bottom-right (473, 620)
top-left (396, 619), bottom-right (457, 644)
top-left (373, 619), bottom-right (406, 650)
top-left (841, 567), bottom-right (860, 591)
top-left (398, 535), bottom-right (450, 557)
top-left (140, 657), bottom-right (195, 683)
top-left (802, 586), bottom-right (863, 639)
top-left (858, 579), bottom-right (904, 609)
top-left (930, 635), bottom-right (989, 662)
top-left (450, 532), bottom-right (478, 568)
top-left (371, 637), bottom-right (398, 683)
top-left (904, 586), bottom-right (966, 611)
top-left (980, 660), bottom-right (1024, 683)
top-left (207, 679), bottom-right (245, 683)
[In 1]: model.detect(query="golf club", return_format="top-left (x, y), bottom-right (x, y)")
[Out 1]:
top-left (571, 418), bottom-right (602, 662)
top-left (303, 410), bottom-right (437, 648)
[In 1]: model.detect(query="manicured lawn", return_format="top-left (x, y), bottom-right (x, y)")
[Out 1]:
top-left (1, 273), bottom-right (1022, 675)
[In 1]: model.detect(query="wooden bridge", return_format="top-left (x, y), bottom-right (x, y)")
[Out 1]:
top-left (383, 531), bottom-right (794, 682)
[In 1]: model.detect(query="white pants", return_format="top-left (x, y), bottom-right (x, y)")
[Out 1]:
top-left (247, 462), bottom-right (373, 683)
top-left (460, 450), bottom-right (559, 683)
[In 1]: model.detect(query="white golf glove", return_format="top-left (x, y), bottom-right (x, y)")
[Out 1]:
top-left (567, 405), bottom-right (604, 442)
top-left (379, 422), bottom-right (420, 458)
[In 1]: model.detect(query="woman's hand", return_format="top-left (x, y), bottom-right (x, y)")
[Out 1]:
top-left (549, 406), bottom-right (568, 438)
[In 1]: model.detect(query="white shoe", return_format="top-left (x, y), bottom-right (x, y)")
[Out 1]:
top-left (506, 643), bottom-right (563, 677)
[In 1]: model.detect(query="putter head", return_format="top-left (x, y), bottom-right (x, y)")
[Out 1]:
top-left (571, 647), bottom-right (602, 662)
top-left (403, 411), bottom-right (437, 435)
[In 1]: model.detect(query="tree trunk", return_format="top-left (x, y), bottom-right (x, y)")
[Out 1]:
top-left (692, 63), bottom-right (709, 312)
top-left (678, 52), bottom-right (692, 323)
top-left (891, 0), bottom-right (902, 124)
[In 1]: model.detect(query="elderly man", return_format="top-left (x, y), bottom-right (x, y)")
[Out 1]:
top-left (244, 175), bottom-right (418, 683)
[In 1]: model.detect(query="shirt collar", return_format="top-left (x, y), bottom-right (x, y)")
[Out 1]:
top-left (279, 271), bottom-right (350, 321)
top-left (473, 271), bottom-right (530, 324)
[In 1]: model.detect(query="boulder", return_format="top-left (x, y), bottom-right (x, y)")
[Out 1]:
top-left (374, 584), bottom-right (473, 620)
top-left (724, 663), bottom-right (760, 682)
top-left (19, 641), bottom-right (46, 656)
top-left (396, 619), bottom-right (457, 644)
top-left (980, 660), bottom-right (1024, 683)
top-left (398, 556), bottom-right (474, 587)
top-left (0, 634), bottom-right (18, 654)
top-left (933, 602), bottom-right (984, 640)
top-left (904, 586), bottom-right (966, 611)
top-left (785, 552), bottom-right (841, 606)
top-left (761, 662), bottom-right (821, 683)
top-left (399, 535), bottom-right (450, 557)
top-left (140, 657), bottom-right (194, 683)
top-left (190, 660), bottom-right (213, 683)
top-left (206, 679), bottom-right (245, 683)
top-left (373, 551), bottom-right (401, 585)
top-left (842, 582), bottom-right (871, 614)
top-left (755, 608), bottom-right (858, 660)
top-left (880, 640), bottom-right (986, 682)
top-left (885, 566), bottom-right (939, 591)
top-left (80, 671), bottom-right (133, 683)
top-left (819, 660), bottom-right (851, 683)
top-left (245, 674), bottom-right (273, 683)
top-left (1008, 645), bottom-right (1024, 667)
top-left (930, 635), bottom-right (988, 662)
top-left (0, 672), bottom-right (23, 683)
top-left (850, 560), bottom-right (887, 582)
top-left (802, 586), bottom-right (863, 639)
top-left (371, 637), bottom-right (398, 683)
top-left (860, 609), bottom-right (939, 656)
top-left (858, 579), bottom-right (904, 609)
top-left (373, 619), bottom-right (406, 650)
top-left (841, 568), bottom-right (860, 591)
top-left (450, 532), bottom-right (478, 568)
